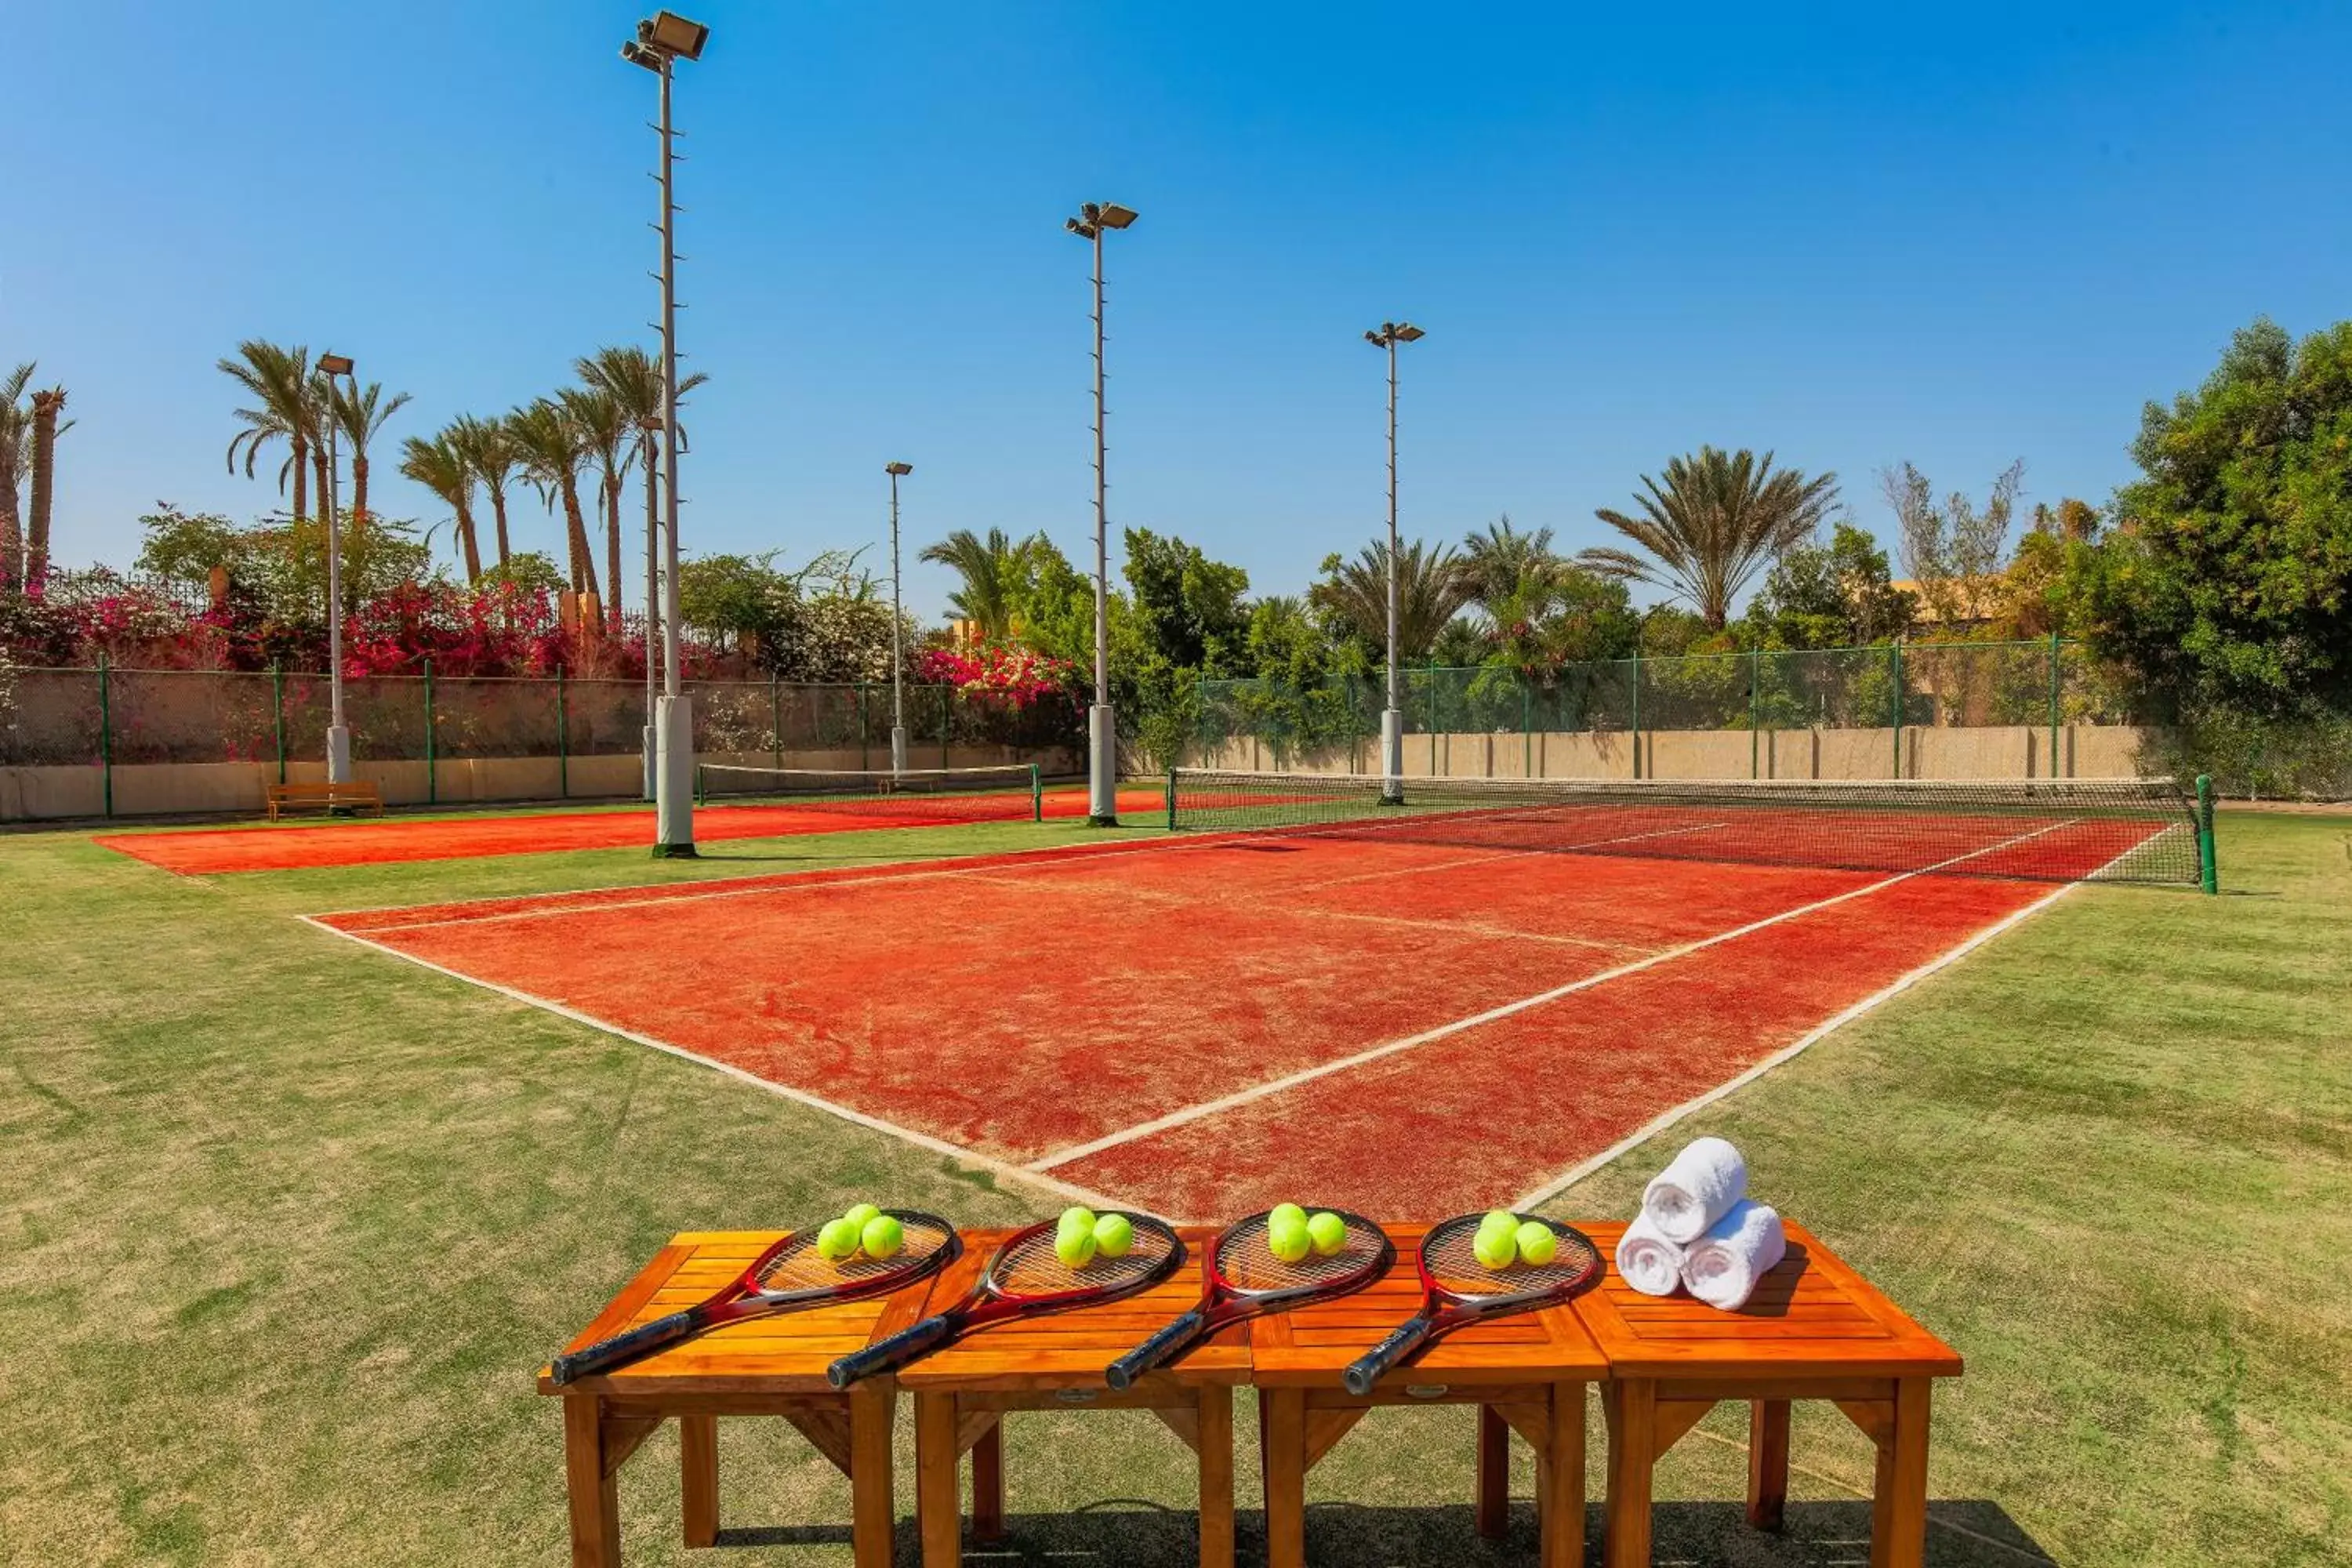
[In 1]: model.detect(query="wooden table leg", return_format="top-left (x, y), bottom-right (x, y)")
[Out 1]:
top-left (1602, 1379), bottom-right (1655, 1568)
top-left (1747, 1399), bottom-right (1791, 1531)
top-left (1541, 1383), bottom-right (1587, 1568)
top-left (1869, 1377), bottom-right (1932, 1568)
top-left (1261, 1388), bottom-right (1308, 1568)
top-left (971, 1417), bottom-right (1006, 1542)
top-left (562, 1396), bottom-right (622, 1568)
top-left (1197, 1384), bottom-right (1235, 1568)
top-left (1475, 1403), bottom-right (1510, 1539)
top-left (680, 1413), bottom-right (719, 1547)
top-left (914, 1391), bottom-right (961, 1567)
top-left (850, 1382), bottom-right (898, 1568)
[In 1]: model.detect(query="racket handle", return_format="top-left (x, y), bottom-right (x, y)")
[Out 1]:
top-left (550, 1307), bottom-right (705, 1385)
top-left (828, 1312), bottom-right (956, 1388)
top-left (1344, 1317), bottom-right (1436, 1396)
top-left (1105, 1308), bottom-right (1209, 1392)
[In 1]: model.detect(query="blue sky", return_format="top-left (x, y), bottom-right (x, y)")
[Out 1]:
top-left (12, 1), bottom-right (2350, 619)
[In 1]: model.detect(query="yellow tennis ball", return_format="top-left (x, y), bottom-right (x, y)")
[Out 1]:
top-left (843, 1203), bottom-right (882, 1232)
top-left (1514, 1221), bottom-right (1558, 1266)
top-left (1306, 1212), bottom-right (1348, 1256)
top-left (1480, 1209), bottom-right (1519, 1236)
top-left (816, 1218), bottom-right (861, 1261)
top-left (1058, 1205), bottom-right (1097, 1237)
top-left (1092, 1213), bottom-right (1134, 1258)
top-left (1268, 1215), bottom-right (1312, 1265)
top-left (1473, 1224), bottom-right (1518, 1270)
top-left (1269, 1202), bottom-right (1308, 1232)
top-left (861, 1214), bottom-right (905, 1261)
top-left (1055, 1225), bottom-right (1099, 1269)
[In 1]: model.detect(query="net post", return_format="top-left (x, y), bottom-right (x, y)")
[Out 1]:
top-left (97, 655), bottom-right (113, 818)
top-left (2048, 632), bottom-right (2063, 779)
top-left (2196, 774), bottom-right (2217, 894)
top-left (1749, 646), bottom-right (1761, 779)
top-left (1165, 768), bottom-right (1178, 829)
top-left (1629, 650), bottom-right (1641, 780)
top-left (1030, 763), bottom-right (1042, 822)
top-left (556, 667), bottom-right (568, 800)
top-left (271, 662), bottom-right (287, 786)
top-left (423, 658), bottom-right (437, 806)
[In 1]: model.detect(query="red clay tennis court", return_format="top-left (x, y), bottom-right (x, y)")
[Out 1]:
top-left (310, 771), bottom-right (2207, 1220)
top-left (96, 775), bottom-right (1166, 875)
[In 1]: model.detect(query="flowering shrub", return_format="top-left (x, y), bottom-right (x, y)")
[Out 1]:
top-left (916, 644), bottom-right (1080, 707)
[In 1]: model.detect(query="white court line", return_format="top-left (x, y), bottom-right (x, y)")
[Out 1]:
top-left (1023, 818), bottom-right (2074, 1174)
top-left (296, 913), bottom-right (1156, 1220)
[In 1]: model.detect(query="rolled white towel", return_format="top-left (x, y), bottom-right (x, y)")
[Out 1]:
top-left (1641, 1135), bottom-right (1748, 1244)
top-left (1679, 1200), bottom-right (1787, 1312)
top-left (1613, 1210), bottom-right (1685, 1298)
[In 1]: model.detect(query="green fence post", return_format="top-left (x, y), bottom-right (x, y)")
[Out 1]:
top-left (1428, 659), bottom-right (1439, 776)
top-left (2197, 774), bottom-right (2218, 894)
top-left (556, 667), bottom-right (568, 800)
top-left (423, 659), bottom-right (437, 805)
top-left (2048, 631), bottom-right (2063, 779)
top-left (1889, 641), bottom-right (1904, 778)
top-left (1629, 650), bottom-right (1641, 780)
top-left (271, 663), bottom-right (287, 785)
top-left (97, 655), bottom-right (114, 818)
top-left (1750, 646), bottom-right (1762, 779)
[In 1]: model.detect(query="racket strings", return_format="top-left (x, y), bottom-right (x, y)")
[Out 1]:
top-left (1214, 1213), bottom-right (1388, 1295)
top-left (1418, 1217), bottom-right (1602, 1301)
top-left (755, 1214), bottom-right (956, 1294)
top-left (991, 1218), bottom-right (1181, 1299)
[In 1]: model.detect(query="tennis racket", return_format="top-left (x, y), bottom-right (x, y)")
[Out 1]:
top-left (828, 1213), bottom-right (1184, 1388)
top-left (550, 1211), bottom-right (959, 1385)
top-left (1105, 1208), bottom-right (1392, 1390)
top-left (1342, 1213), bottom-right (1602, 1396)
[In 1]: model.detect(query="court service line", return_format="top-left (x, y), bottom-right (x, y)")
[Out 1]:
top-left (1023, 819), bottom-right (2073, 1174)
top-left (294, 913), bottom-right (1155, 1220)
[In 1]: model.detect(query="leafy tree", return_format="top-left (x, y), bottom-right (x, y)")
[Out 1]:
top-left (2062, 317), bottom-right (2352, 713)
top-left (1884, 459), bottom-right (2023, 627)
top-left (477, 551), bottom-right (564, 596)
top-left (1748, 522), bottom-right (1917, 649)
top-left (1584, 447), bottom-right (1838, 629)
top-left (920, 528), bottom-right (1036, 640)
top-left (1123, 527), bottom-right (1249, 675)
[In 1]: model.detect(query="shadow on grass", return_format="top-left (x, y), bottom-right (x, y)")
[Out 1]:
top-left (717, 1498), bottom-right (2053, 1565)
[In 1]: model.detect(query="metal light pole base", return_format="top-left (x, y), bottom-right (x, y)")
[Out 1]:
top-left (642, 725), bottom-right (658, 801)
top-left (1087, 704), bottom-right (1119, 826)
top-left (889, 726), bottom-right (909, 777)
top-left (326, 725), bottom-right (353, 786)
top-left (652, 695), bottom-right (698, 858)
top-left (1380, 710), bottom-right (1405, 804)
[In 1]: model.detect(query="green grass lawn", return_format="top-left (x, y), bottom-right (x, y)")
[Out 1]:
top-left (2, 808), bottom-right (2346, 1565)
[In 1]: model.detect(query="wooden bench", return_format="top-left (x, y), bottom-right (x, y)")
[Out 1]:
top-left (1572, 1219), bottom-right (1964, 1568)
top-left (898, 1225), bottom-right (1246, 1568)
top-left (263, 780), bottom-right (384, 819)
top-left (1250, 1221), bottom-right (1604, 1568)
top-left (535, 1229), bottom-right (933, 1568)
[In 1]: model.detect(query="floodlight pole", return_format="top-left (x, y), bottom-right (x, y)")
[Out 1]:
top-left (1365, 321), bottom-right (1422, 804)
top-left (1067, 201), bottom-right (1135, 826)
top-left (319, 354), bottom-right (354, 786)
top-left (885, 462), bottom-right (912, 775)
top-left (640, 416), bottom-right (662, 800)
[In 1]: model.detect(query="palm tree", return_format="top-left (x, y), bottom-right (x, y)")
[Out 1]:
top-left (0, 364), bottom-right (31, 590)
top-left (25, 385), bottom-right (66, 586)
top-left (918, 528), bottom-right (1035, 639)
top-left (447, 415), bottom-right (520, 569)
top-left (560, 385), bottom-right (634, 627)
top-left (1458, 516), bottom-right (1563, 615)
top-left (1308, 539), bottom-right (1475, 660)
top-left (1583, 447), bottom-right (1836, 630)
top-left (399, 434), bottom-right (481, 582)
top-left (576, 344), bottom-right (710, 633)
top-left (506, 399), bottom-right (600, 604)
top-left (325, 379), bottom-right (411, 526)
top-left (220, 340), bottom-right (315, 523)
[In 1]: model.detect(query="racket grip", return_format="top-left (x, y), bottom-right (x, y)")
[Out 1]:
top-left (1105, 1308), bottom-right (1209, 1392)
top-left (550, 1308), bottom-right (703, 1385)
top-left (828, 1312), bottom-right (955, 1388)
top-left (1344, 1318), bottom-right (1436, 1396)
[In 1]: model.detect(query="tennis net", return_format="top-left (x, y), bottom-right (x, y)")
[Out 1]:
top-left (1166, 769), bottom-right (2212, 887)
top-left (695, 763), bottom-right (1044, 823)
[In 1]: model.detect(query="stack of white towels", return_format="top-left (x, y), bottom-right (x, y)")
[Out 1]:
top-left (1613, 1136), bottom-right (1788, 1311)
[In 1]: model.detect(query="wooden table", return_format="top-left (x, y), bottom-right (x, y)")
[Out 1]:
top-left (1249, 1221), bottom-right (1606, 1568)
top-left (895, 1225), bottom-right (1245, 1568)
top-left (1571, 1220), bottom-right (1964, 1568)
top-left (537, 1229), bottom-right (935, 1568)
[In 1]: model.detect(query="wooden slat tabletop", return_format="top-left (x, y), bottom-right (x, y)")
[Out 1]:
top-left (535, 1230), bottom-right (938, 1396)
top-left (1571, 1221), bottom-right (1963, 1381)
top-left (1249, 1222), bottom-right (1606, 1387)
top-left (895, 1226), bottom-right (1250, 1390)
